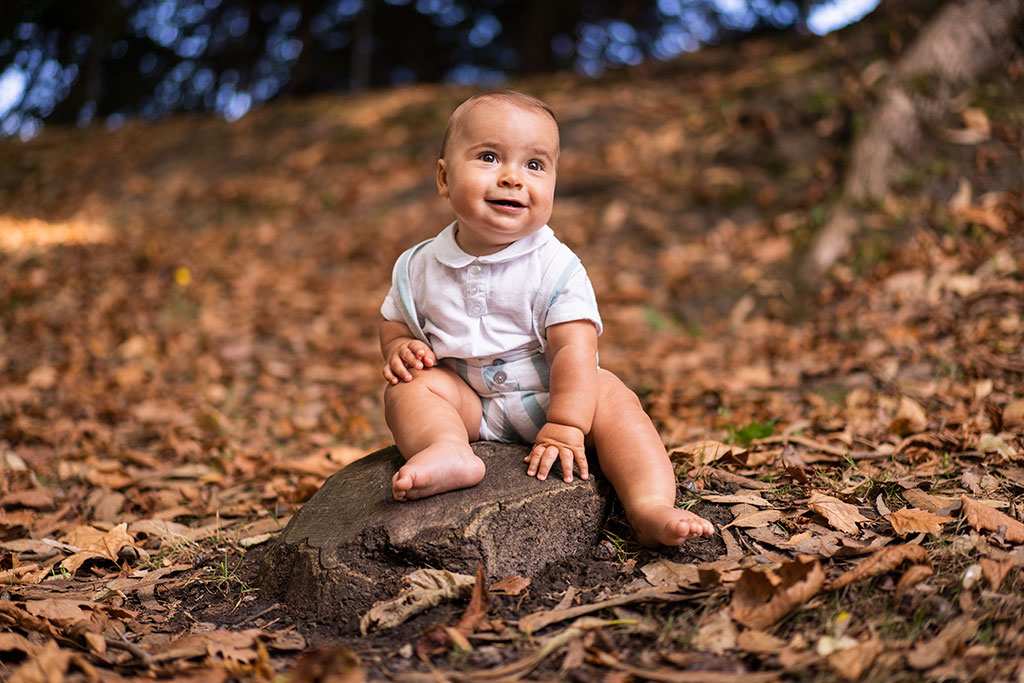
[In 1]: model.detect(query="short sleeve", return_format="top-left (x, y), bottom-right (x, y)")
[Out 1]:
top-left (545, 265), bottom-right (603, 336)
top-left (380, 280), bottom-right (404, 322)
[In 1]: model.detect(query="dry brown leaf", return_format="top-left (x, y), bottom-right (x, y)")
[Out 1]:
top-left (979, 556), bottom-right (1015, 590)
top-left (906, 616), bottom-right (978, 670)
top-left (417, 563), bottom-right (491, 657)
top-left (490, 575), bottom-right (531, 595)
top-left (902, 488), bottom-right (952, 512)
top-left (887, 508), bottom-right (952, 537)
top-left (692, 608), bottom-right (737, 654)
top-left (6, 638), bottom-right (99, 683)
top-left (807, 491), bottom-right (869, 535)
top-left (727, 509), bottom-right (783, 528)
top-left (889, 396), bottom-right (928, 436)
top-left (24, 599), bottom-right (89, 626)
top-left (518, 589), bottom-right (686, 635)
top-left (672, 439), bottom-right (746, 466)
top-left (359, 568), bottom-right (475, 634)
top-left (702, 492), bottom-right (774, 507)
top-left (292, 645), bottom-right (365, 683)
top-left (0, 632), bottom-right (41, 657)
top-left (730, 555), bottom-right (825, 630)
top-left (827, 636), bottom-right (884, 681)
top-left (0, 490), bottom-right (55, 510)
top-left (1004, 398), bottom-right (1024, 428)
top-left (828, 543), bottom-right (929, 590)
top-left (204, 629), bottom-right (263, 663)
top-left (895, 564), bottom-right (934, 598)
top-left (736, 629), bottom-right (787, 655)
top-left (640, 559), bottom-right (699, 589)
top-left (960, 495), bottom-right (1024, 543)
top-left (59, 523), bottom-right (139, 575)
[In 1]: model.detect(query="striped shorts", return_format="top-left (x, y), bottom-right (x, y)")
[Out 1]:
top-left (444, 351), bottom-right (550, 444)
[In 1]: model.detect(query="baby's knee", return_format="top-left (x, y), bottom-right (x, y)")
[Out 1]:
top-left (384, 365), bottom-right (470, 404)
top-left (597, 369), bottom-right (643, 409)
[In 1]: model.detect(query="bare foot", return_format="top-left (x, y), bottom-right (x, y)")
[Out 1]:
top-left (392, 441), bottom-right (485, 501)
top-left (629, 503), bottom-right (716, 547)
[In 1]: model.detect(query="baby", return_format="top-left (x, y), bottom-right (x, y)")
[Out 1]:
top-left (379, 89), bottom-right (714, 547)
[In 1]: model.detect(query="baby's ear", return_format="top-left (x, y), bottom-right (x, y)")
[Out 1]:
top-left (436, 159), bottom-right (450, 198)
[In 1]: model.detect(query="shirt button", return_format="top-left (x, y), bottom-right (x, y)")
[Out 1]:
top-left (470, 265), bottom-right (483, 274)
top-left (493, 371), bottom-right (507, 385)
top-left (471, 304), bottom-right (483, 315)
top-left (467, 285), bottom-right (479, 294)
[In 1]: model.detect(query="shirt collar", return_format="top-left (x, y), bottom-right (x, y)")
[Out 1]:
top-left (433, 222), bottom-right (554, 268)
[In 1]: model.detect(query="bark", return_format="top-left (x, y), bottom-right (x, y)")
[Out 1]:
top-left (803, 0), bottom-right (1024, 280)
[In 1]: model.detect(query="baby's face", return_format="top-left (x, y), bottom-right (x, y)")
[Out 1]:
top-left (437, 99), bottom-right (559, 256)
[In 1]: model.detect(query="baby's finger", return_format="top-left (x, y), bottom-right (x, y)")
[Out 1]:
top-left (559, 448), bottom-right (575, 482)
top-left (400, 347), bottom-right (424, 370)
top-left (389, 357), bottom-right (413, 382)
top-left (574, 449), bottom-right (589, 481)
top-left (534, 445), bottom-right (561, 481)
top-left (411, 342), bottom-right (436, 367)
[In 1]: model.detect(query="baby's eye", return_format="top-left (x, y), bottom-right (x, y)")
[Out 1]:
top-left (479, 152), bottom-right (497, 163)
top-left (526, 160), bottom-right (543, 171)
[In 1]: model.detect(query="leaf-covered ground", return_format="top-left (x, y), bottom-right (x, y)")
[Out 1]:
top-left (2, 7), bottom-right (1023, 682)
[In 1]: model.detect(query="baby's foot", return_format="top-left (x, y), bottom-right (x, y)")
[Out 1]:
top-left (392, 442), bottom-right (485, 501)
top-left (630, 503), bottom-right (716, 547)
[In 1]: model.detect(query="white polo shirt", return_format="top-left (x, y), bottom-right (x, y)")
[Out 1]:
top-left (381, 222), bottom-right (602, 362)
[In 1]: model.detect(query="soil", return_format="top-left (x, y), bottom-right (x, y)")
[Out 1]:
top-left (158, 500), bottom-right (730, 677)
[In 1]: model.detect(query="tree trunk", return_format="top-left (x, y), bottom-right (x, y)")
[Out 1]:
top-left (803, 0), bottom-right (1024, 280)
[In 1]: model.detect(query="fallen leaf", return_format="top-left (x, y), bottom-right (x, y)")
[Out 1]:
top-left (902, 488), bottom-right (952, 513)
top-left (204, 629), bottom-right (262, 663)
top-left (730, 555), bottom-right (825, 630)
top-left (490, 575), bottom-right (532, 595)
top-left (828, 544), bottom-right (929, 590)
top-left (702, 492), bottom-right (774, 507)
top-left (359, 568), bottom-right (475, 634)
top-left (0, 490), bottom-right (55, 510)
top-left (417, 563), bottom-right (490, 657)
top-left (979, 557), bottom-right (1015, 590)
top-left (672, 439), bottom-right (746, 466)
top-left (827, 636), bottom-right (884, 681)
top-left (692, 608), bottom-right (737, 654)
top-left (887, 508), bottom-right (952, 536)
top-left (736, 629), bottom-right (787, 655)
top-left (906, 617), bottom-right (978, 669)
top-left (889, 396), bottom-right (928, 436)
top-left (1004, 399), bottom-right (1024, 428)
top-left (640, 559), bottom-right (699, 589)
top-left (727, 509), bottom-right (783, 528)
top-left (518, 589), bottom-right (687, 635)
top-left (6, 638), bottom-right (99, 683)
top-left (895, 564), bottom-right (933, 598)
top-left (960, 495), bottom-right (1024, 543)
top-left (292, 645), bottom-right (365, 683)
top-left (59, 523), bottom-right (140, 575)
top-left (807, 491), bottom-right (869, 535)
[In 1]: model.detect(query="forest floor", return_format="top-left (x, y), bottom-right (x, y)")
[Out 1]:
top-left (2, 6), bottom-right (1024, 682)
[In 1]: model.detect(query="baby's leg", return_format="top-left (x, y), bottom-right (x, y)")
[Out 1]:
top-left (590, 370), bottom-right (715, 546)
top-left (385, 365), bottom-right (484, 501)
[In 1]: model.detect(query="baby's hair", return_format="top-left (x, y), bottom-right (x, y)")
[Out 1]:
top-left (439, 89), bottom-right (557, 159)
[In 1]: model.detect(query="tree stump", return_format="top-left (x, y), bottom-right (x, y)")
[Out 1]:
top-left (258, 442), bottom-right (612, 621)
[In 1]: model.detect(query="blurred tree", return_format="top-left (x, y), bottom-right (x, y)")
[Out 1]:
top-left (0, 0), bottom-right (861, 137)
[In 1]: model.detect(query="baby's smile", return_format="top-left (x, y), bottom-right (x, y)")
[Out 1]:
top-left (488, 198), bottom-right (526, 209)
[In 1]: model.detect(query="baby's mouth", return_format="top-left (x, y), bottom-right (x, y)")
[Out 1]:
top-left (488, 199), bottom-right (525, 208)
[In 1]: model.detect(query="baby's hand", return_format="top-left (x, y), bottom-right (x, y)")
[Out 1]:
top-left (526, 422), bottom-right (588, 483)
top-left (383, 339), bottom-right (436, 384)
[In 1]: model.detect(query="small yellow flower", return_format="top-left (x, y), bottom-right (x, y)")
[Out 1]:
top-left (175, 266), bottom-right (192, 287)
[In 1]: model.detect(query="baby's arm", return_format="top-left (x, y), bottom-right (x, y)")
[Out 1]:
top-left (525, 320), bottom-right (599, 482)
top-left (380, 320), bottom-right (436, 384)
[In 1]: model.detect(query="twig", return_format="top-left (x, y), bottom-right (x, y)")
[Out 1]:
top-left (108, 627), bottom-right (153, 669)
